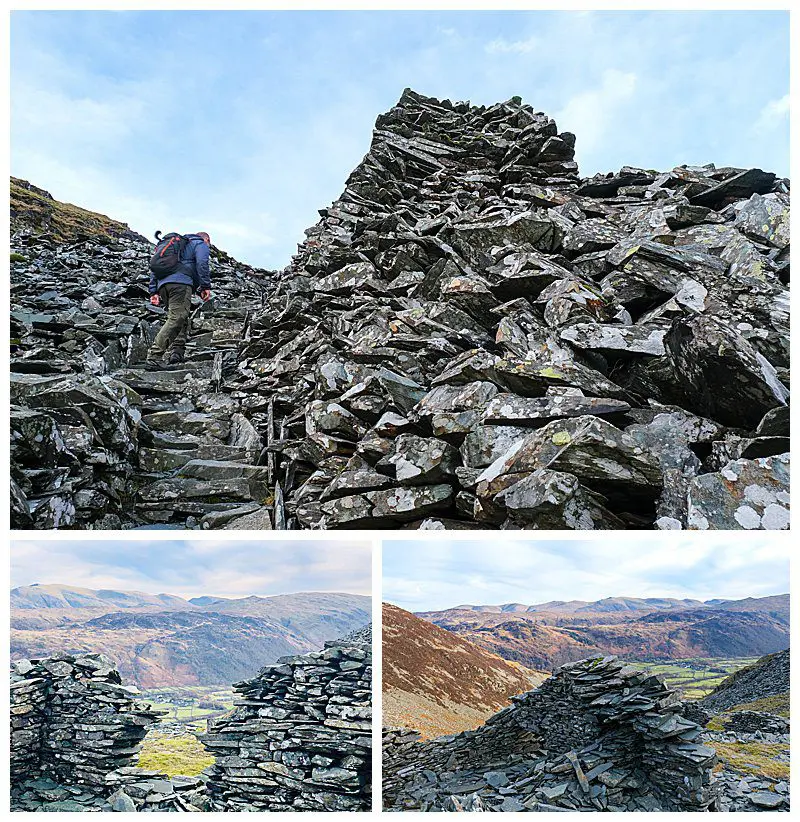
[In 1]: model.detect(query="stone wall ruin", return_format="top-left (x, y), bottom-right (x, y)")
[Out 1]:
top-left (202, 624), bottom-right (372, 811)
top-left (10, 627), bottom-right (372, 812)
top-left (10, 654), bottom-right (161, 790)
top-left (383, 655), bottom-right (719, 812)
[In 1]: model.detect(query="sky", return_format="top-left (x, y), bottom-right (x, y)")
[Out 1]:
top-left (10, 539), bottom-right (372, 600)
top-left (10, 9), bottom-right (789, 269)
top-left (383, 537), bottom-right (790, 612)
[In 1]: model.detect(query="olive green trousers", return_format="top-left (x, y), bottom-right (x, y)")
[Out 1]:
top-left (148, 283), bottom-right (192, 360)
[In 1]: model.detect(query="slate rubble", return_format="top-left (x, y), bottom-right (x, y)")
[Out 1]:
top-left (233, 89), bottom-right (791, 530)
top-left (10, 88), bottom-right (791, 529)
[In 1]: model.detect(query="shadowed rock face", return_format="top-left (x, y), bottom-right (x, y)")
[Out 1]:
top-left (383, 655), bottom-right (720, 812)
top-left (10, 88), bottom-right (790, 530)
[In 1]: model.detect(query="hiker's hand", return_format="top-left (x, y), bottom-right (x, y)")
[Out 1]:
top-left (200, 289), bottom-right (211, 302)
top-left (149, 294), bottom-right (160, 306)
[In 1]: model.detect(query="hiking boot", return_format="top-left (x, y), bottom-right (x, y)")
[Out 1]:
top-left (168, 351), bottom-right (185, 365)
top-left (141, 358), bottom-right (164, 371)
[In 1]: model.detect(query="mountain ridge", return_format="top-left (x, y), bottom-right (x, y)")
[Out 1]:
top-left (11, 585), bottom-right (370, 687)
top-left (416, 593), bottom-right (789, 670)
top-left (383, 602), bottom-right (546, 739)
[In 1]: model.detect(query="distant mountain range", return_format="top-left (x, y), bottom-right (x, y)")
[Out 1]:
top-left (416, 594), bottom-right (789, 671)
top-left (383, 603), bottom-right (546, 739)
top-left (11, 584), bottom-right (370, 687)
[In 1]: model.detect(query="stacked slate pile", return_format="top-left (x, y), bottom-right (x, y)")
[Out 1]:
top-left (201, 625), bottom-right (372, 811)
top-left (232, 88), bottom-right (790, 530)
top-left (10, 214), bottom-right (276, 530)
top-left (10, 662), bottom-right (49, 782)
top-left (383, 655), bottom-right (719, 812)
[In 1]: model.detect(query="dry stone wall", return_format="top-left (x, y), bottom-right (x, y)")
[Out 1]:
top-left (10, 653), bottom-right (161, 789)
top-left (383, 655), bottom-right (719, 812)
top-left (201, 624), bottom-right (372, 811)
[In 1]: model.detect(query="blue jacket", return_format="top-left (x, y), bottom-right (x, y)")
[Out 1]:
top-left (149, 234), bottom-right (211, 294)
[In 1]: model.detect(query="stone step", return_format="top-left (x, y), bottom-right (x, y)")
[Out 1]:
top-left (177, 460), bottom-right (271, 481)
top-left (142, 411), bottom-right (231, 440)
top-left (137, 476), bottom-right (269, 505)
top-left (138, 447), bottom-right (250, 472)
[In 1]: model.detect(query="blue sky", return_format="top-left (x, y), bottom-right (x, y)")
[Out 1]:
top-left (11, 539), bottom-right (372, 599)
top-left (383, 537), bottom-right (790, 611)
top-left (11, 10), bottom-right (789, 269)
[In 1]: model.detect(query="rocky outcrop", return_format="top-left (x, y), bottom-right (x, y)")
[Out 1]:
top-left (383, 655), bottom-right (719, 812)
top-left (10, 87), bottom-right (791, 530)
top-left (201, 624), bottom-right (372, 811)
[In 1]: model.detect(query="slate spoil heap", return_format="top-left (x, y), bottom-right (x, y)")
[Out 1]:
top-left (11, 87), bottom-right (791, 530)
top-left (383, 656), bottom-right (720, 812)
top-left (700, 648), bottom-right (790, 715)
top-left (201, 624), bottom-right (372, 811)
top-left (10, 213), bottom-right (275, 530)
top-left (237, 88), bottom-right (790, 530)
top-left (10, 653), bottom-right (205, 812)
top-left (693, 649), bottom-right (790, 812)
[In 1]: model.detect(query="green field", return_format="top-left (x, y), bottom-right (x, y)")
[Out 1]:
top-left (141, 685), bottom-right (235, 725)
top-left (629, 658), bottom-right (759, 700)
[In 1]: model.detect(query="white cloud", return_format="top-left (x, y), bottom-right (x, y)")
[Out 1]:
top-left (485, 36), bottom-right (540, 54)
top-left (754, 93), bottom-right (789, 133)
top-left (554, 68), bottom-right (638, 157)
top-left (11, 540), bottom-right (373, 600)
top-left (383, 537), bottom-right (789, 612)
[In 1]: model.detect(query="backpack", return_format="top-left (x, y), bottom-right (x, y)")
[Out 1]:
top-left (150, 231), bottom-right (189, 278)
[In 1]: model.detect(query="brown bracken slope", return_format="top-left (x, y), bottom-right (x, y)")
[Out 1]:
top-left (383, 603), bottom-right (546, 739)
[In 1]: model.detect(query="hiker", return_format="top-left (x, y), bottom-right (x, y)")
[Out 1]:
top-left (146, 231), bottom-right (212, 366)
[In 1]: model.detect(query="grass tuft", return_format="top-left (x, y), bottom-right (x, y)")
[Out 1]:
top-left (711, 740), bottom-right (789, 780)
top-left (137, 732), bottom-right (214, 777)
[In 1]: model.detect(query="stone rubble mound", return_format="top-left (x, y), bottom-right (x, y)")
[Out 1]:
top-left (201, 625), bottom-right (372, 811)
top-left (10, 226), bottom-right (275, 529)
top-left (10, 88), bottom-right (790, 529)
top-left (383, 655), bottom-right (719, 812)
top-left (236, 88), bottom-right (790, 530)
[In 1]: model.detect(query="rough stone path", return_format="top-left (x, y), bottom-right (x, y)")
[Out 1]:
top-left (10, 226), bottom-right (276, 529)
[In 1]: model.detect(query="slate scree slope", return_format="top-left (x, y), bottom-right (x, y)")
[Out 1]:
top-left (10, 89), bottom-right (790, 529)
